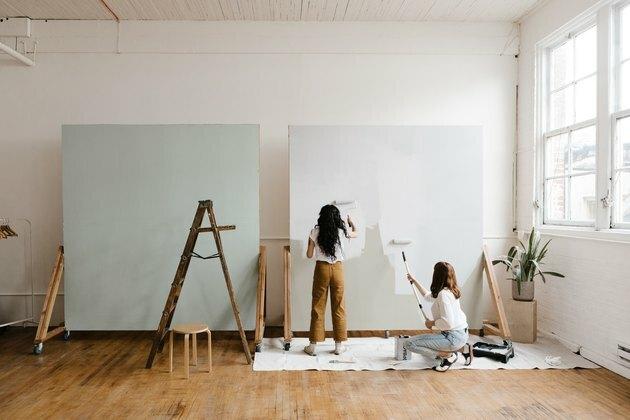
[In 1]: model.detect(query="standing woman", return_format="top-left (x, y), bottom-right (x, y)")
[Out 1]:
top-left (304, 204), bottom-right (358, 356)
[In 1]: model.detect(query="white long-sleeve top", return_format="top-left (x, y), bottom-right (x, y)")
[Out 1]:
top-left (422, 288), bottom-right (468, 331)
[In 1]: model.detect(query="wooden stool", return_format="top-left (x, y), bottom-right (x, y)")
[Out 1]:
top-left (169, 323), bottom-right (212, 378)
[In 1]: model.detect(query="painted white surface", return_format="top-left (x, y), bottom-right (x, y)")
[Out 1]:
top-left (289, 126), bottom-right (483, 330)
top-left (0, 0), bottom-right (545, 22)
top-left (0, 20), bottom-right (517, 329)
top-left (518, 0), bottom-right (630, 378)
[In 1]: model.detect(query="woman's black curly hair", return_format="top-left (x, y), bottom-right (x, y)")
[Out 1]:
top-left (316, 204), bottom-right (348, 259)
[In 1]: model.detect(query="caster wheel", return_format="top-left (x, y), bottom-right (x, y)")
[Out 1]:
top-left (63, 330), bottom-right (70, 341)
top-left (255, 344), bottom-right (262, 353)
top-left (33, 343), bottom-right (43, 355)
top-left (283, 342), bottom-right (290, 351)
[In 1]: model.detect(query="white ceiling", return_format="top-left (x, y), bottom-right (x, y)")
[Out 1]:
top-left (0, 0), bottom-right (545, 22)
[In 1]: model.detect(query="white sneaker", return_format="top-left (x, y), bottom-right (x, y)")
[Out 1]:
top-left (433, 353), bottom-right (458, 372)
top-left (303, 343), bottom-right (317, 356)
top-left (334, 342), bottom-right (347, 355)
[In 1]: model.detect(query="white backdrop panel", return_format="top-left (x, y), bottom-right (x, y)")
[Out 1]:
top-left (290, 126), bottom-right (483, 330)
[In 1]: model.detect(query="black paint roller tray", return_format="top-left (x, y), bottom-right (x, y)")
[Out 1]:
top-left (472, 341), bottom-right (515, 364)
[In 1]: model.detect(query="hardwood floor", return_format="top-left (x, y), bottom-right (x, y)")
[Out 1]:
top-left (0, 328), bottom-right (628, 419)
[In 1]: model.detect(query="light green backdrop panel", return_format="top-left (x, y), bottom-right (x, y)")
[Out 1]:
top-left (62, 125), bottom-right (259, 330)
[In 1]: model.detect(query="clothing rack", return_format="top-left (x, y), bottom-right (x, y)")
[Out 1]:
top-left (0, 218), bottom-right (35, 329)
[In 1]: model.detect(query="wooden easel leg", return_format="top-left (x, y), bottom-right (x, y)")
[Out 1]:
top-left (482, 245), bottom-right (512, 340)
top-left (283, 246), bottom-right (292, 351)
top-left (254, 246), bottom-right (266, 352)
top-left (33, 246), bottom-right (65, 353)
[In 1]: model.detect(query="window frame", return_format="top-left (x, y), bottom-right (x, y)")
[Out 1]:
top-left (534, 0), bottom-right (630, 234)
top-left (540, 19), bottom-right (599, 227)
top-left (611, 0), bottom-right (630, 229)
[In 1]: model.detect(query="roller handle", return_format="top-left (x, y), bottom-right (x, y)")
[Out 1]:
top-left (401, 252), bottom-right (429, 321)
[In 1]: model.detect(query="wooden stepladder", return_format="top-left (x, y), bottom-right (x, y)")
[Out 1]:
top-left (33, 245), bottom-right (69, 354)
top-left (145, 200), bottom-right (252, 368)
top-left (481, 245), bottom-right (512, 340)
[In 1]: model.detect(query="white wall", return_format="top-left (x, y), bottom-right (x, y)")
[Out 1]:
top-left (0, 20), bottom-right (517, 329)
top-left (518, 0), bottom-right (630, 378)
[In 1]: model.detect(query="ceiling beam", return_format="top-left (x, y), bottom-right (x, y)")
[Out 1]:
top-left (99, 0), bottom-right (120, 21)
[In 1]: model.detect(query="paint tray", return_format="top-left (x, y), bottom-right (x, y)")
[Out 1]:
top-left (472, 341), bottom-right (515, 364)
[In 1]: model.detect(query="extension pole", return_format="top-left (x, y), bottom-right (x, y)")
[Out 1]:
top-left (402, 252), bottom-right (429, 321)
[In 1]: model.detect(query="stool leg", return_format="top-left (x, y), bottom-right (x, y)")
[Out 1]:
top-left (184, 333), bottom-right (190, 379)
top-left (192, 333), bottom-right (198, 366)
top-left (169, 330), bottom-right (173, 373)
top-left (207, 330), bottom-right (212, 372)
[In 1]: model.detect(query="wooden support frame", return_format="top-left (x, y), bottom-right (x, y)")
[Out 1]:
top-left (481, 245), bottom-right (512, 340)
top-left (282, 246), bottom-right (292, 351)
top-left (33, 245), bottom-right (67, 354)
top-left (253, 245), bottom-right (267, 353)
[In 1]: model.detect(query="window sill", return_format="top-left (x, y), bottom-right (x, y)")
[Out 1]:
top-left (531, 225), bottom-right (630, 244)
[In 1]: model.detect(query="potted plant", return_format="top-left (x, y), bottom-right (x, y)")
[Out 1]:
top-left (492, 227), bottom-right (564, 301)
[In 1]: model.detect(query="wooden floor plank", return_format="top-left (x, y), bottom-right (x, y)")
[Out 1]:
top-left (0, 328), bottom-right (628, 419)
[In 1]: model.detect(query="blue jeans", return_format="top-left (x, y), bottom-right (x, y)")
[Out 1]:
top-left (403, 329), bottom-right (469, 359)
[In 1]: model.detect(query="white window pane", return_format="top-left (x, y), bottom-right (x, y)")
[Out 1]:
top-left (617, 116), bottom-right (630, 168)
top-left (571, 125), bottom-right (596, 173)
top-left (545, 133), bottom-right (568, 177)
top-left (551, 40), bottom-right (573, 90)
top-left (575, 75), bottom-right (596, 122)
top-left (550, 86), bottom-right (574, 129)
top-left (620, 61), bottom-right (630, 111)
top-left (546, 178), bottom-right (567, 221)
top-left (575, 26), bottom-right (597, 79)
top-left (622, 5), bottom-right (630, 61)
top-left (570, 174), bottom-right (596, 221)
top-left (617, 171), bottom-right (630, 223)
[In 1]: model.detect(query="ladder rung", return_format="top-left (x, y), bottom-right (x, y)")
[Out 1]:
top-left (197, 225), bottom-right (236, 233)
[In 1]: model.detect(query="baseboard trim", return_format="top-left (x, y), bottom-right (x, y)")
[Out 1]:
top-left (579, 348), bottom-right (630, 379)
top-left (541, 329), bottom-right (630, 379)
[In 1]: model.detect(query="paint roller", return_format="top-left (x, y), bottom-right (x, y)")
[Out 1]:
top-left (390, 239), bottom-right (412, 246)
top-left (402, 251), bottom-right (430, 322)
top-left (332, 200), bottom-right (357, 209)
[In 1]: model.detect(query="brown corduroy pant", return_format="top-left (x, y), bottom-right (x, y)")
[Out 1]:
top-left (309, 261), bottom-right (347, 343)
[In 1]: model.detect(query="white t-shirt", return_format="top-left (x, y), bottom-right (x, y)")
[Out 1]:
top-left (423, 288), bottom-right (468, 331)
top-left (309, 227), bottom-right (348, 264)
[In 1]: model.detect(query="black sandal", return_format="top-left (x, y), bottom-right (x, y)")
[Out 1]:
top-left (461, 343), bottom-right (473, 366)
top-left (433, 353), bottom-right (458, 372)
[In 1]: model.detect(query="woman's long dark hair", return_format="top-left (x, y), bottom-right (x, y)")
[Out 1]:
top-left (316, 205), bottom-right (347, 259)
top-left (430, 261), bottom-right (461, 299)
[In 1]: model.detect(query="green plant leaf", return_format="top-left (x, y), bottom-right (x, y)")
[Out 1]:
top-left (538, 239), bottom-right (551, 261)
top-left (542, 271), bottom-right (565, 278)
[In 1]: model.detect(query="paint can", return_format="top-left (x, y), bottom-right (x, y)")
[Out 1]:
top-left (395, 335), bottom-right (411, 361)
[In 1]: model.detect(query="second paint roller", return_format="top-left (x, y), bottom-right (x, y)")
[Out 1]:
top-left (402, 251), bottom-right (430, 321)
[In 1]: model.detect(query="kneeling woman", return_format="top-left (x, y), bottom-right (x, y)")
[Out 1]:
top-left (304, 204), bottom-right (358, 356)
top-left (406, 262), bottom-right (472, 371)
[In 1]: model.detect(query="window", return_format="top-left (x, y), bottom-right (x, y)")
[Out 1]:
top-left (613, 2), bottom-right (630, 228)
top-left (543, 25), bottom-right (598, 225)
top-left (537, 1), bottom-right (630, 232)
